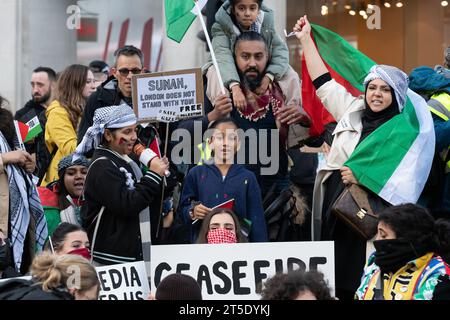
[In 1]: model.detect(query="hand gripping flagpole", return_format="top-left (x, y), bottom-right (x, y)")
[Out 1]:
top-left (194, 0), bottom-right (226, 95)
top-left (156, 124), bottom-right (170, 240)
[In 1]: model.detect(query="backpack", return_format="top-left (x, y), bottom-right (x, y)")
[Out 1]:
top-left (35, 112), bottom-right (57, 185)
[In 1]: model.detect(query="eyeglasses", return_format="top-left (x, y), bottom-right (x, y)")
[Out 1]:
top-left (117, 68), bottom-right (142, 76)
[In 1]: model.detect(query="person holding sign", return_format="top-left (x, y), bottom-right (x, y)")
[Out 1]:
top-left (76, 104), bottom-right (168, 266)
top-left (196, 208), bottom-right (248, 244)
top-left (179, 117), bottom-right (267, 243)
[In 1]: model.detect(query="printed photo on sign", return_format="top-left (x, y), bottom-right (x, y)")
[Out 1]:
top-left (132, 68), bottom-right (204, 122)
top-left (151, 242), bottom-right (335, 300)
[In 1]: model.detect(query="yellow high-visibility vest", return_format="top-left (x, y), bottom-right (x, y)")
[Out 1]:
top-left (428, 92), bottom-right (450, 172)
top-left (197, 141), bottom-right (212, 165)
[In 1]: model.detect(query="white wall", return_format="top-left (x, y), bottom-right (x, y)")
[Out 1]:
top-left (0, 0), bottom-right (19, 111)
top-left (0, 0), bottom-right (77, 112)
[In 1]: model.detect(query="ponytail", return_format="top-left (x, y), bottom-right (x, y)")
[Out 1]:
top-left (31, 251), bottom-right (99, 294)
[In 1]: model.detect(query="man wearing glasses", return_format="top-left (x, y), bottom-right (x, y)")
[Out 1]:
top-left (78, 45), bottom-right (144, 142)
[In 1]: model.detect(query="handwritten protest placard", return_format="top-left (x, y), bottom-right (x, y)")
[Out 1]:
top-left (132, 68), bottom-right (204, 122)
top-left (151, 241), bottom-right (335, 300)
top-left (96, 261), bottom-right (150, 300)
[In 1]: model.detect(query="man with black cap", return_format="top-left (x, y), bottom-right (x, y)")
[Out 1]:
top-left (88, 60), bottom-right (110, 88)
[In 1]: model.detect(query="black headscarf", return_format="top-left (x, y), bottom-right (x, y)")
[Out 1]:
top-left (359, 85), bottom-right (400, 144)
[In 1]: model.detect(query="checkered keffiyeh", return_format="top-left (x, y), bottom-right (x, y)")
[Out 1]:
top-left (74, 104), bottom-right (137, 160)
top-left (57, 153), bottom-right (89, 176)
top-left (363, 65), bottom-right (409, 112)
top-left (207, 228), bottom-right (237, 244)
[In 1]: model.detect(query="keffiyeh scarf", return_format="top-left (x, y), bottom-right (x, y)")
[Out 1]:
top-left (364, 65), bottom-right (409, 112)
top-left (239, 83), bottom-right (285, 122)
top-left (0, 132), bottom-right (47, 271)
top-left (75, 104), bottom-right (137, 160)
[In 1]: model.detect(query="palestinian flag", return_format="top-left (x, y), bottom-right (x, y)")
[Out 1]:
top-left (303, 24), bottom-right (435, 205)
top-left (212, 198), bottom-right (235, 210)
top-left (15, 118), bottom-right (42, 143)
top-left (165, 0), bottom-right (208, 43)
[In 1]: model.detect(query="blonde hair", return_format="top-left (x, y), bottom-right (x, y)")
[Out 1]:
top-left (55, 64), bottom-right (89, 129)
top-left (31, 251), bottom-right (99, 295)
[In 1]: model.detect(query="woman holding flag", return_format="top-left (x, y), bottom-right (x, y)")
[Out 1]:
top-left (293, 16), bottom-right (435, 299)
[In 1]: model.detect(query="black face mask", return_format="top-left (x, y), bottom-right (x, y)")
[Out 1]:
top-left (373, 239), bottom-right (429, 273)
top-left (0, 239), bottom-right (12, 271)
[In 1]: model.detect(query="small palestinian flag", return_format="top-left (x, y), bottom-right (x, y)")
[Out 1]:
top-left (212, 198), bottom-right (235, 210)
top-left (15, 117), bottom-right (42, 143)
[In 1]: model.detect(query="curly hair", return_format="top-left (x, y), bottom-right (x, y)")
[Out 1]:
top-left (260, 270), bottom-right (333, 300)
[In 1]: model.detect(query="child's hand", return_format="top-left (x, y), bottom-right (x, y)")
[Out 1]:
top-left (208, 94), bottom-right (233, 122)
top-left (192, 204), bottom-right (211, 220)
top-left (231, 86), bottom-right (246, 111)
top-left (255, 75), bottom-right (272, 96)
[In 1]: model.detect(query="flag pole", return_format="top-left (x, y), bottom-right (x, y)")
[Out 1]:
top-left (13, 120), bottom-right (26, 151)
top-left (194, 0), bottom-right (226, 95)
top-left (156, 124), bottom-right (170, 239)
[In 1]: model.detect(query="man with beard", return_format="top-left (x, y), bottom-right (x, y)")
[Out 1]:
top-left (14, 67), bottom-right (56, 156)
top-left (226, 31), bottom-right (308, 197)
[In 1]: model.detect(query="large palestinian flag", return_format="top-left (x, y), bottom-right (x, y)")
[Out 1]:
top-left (302, 24), bottom-right (435, 205)
top-left (165, 0), bottom-right (208, 43)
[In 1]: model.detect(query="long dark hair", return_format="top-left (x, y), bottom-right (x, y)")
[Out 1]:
top-left (0, 96), bottom-right (15, 148)
top-left (196, 208), bottom-right (248, 243)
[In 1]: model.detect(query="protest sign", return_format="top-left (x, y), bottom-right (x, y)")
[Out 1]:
top-left (151, 241), bottom-right (334, 300)
top-left (96, 261), bottom-right (150, 300)
top-left (132, 68), bottom-right (204, 122)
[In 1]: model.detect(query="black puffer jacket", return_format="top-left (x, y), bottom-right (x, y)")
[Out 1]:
top-left (0, 279), bottom-right (73, 300)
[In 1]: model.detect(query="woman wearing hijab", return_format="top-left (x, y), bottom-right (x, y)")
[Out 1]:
top-left (75, 104), bottom-right (168, 267)
top-left (293, 16), bottom-right (424, 299)
top-left (356, 204), bottom-right (450, 300)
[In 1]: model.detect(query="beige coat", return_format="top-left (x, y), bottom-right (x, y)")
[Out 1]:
top-left (311, 79), bottom-right (367, 240)
top-left (0, 155), bottom-right (9, 237)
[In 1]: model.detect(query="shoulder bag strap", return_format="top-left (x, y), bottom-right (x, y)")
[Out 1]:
top-left (83, 156), bottom-right (117, 263)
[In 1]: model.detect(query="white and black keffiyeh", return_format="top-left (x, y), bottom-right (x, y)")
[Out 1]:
top-left (0, 132), bottom-right (48, 271)
top-left (363, 65), bottom-right (409, 112)
top-left (74, 104), bottom-right (137, 160)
